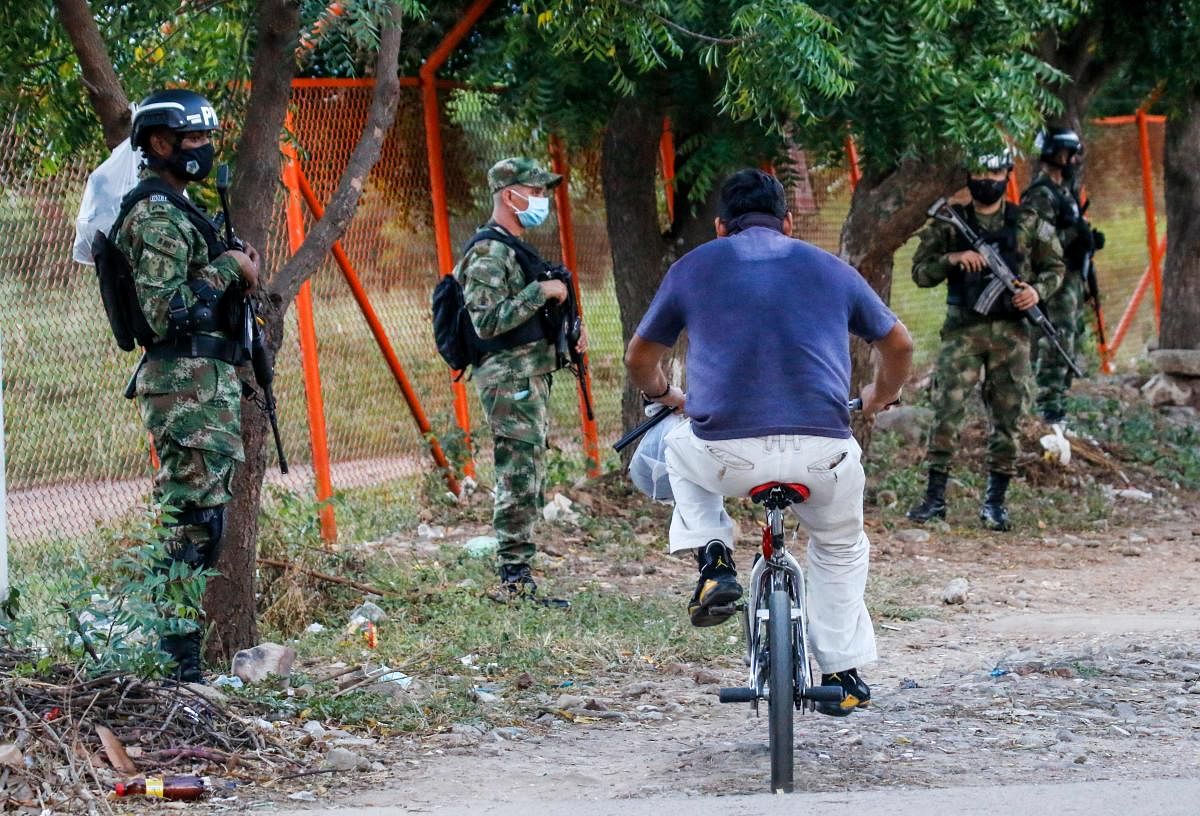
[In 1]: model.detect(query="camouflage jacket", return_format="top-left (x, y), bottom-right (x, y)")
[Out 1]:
top-left (912, 202), bottom-right (1064, 329)
top-left (453, 222), bottom-right (556, 387)
top-left (114, 169), bottom-right (243, 341)
top-left (1021, 172), bottom-right (1090, 272)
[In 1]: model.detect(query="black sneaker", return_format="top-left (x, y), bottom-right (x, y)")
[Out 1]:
top-left (490, 563), bottom-right (570, 609)
top-left (161, 632), bottom-right (204, 684)
top-left (814, 668), bottom-right (870, 716)
top-left (687, 540), bottom-right (742, 627)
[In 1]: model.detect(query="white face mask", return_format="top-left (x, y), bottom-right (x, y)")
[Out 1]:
top-left (511, 189), bottom-right (550, 228)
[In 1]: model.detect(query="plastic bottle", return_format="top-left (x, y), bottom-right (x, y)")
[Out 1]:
top-left (114, 775), bottom-right (205, 800)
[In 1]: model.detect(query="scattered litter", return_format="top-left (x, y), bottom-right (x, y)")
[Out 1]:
top-left (558, 680), bottom-right (574, 688)
top-left (542, 493), bottom-right (580, 524)
top-left (1040, 424), bottom-right (1072, 466)
top-left (899, 678), bottom-right (920, 689)
top-left (417, 523), bottom-right (447, 539)
top-left (377, 667), bottom-right (414, 689)
top-left (463, 535), bottom-right (499, 557)
top-left (288, 791), bottom-right (318, 802)
top-left (1115, 488), bottom-right (1152, 502)
top-left (989, 668), bottom-right (1009, 678)
top-left (459, 654), bottom-right (479, 668)
top-left (304, 622), bottom-right (326, 634)
top-left (348, 600), bottom-right (387, 624)
top-left (212, 674), bottom-right (244, 689)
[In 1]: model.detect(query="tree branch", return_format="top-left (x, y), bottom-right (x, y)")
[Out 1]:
top-left (53, 0), bottom-right (130, 149)
top-left (615, 0), bottom-right (748, 47)
top-left (268, 2), bottom-right (404, 307)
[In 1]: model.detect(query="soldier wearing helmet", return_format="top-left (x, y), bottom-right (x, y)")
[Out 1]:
top-left (1022, 126), bottom-right (1105, 424)
top-left (112, 89), bottom-right (260, 681)
top-left (907, 148), bottom-right (1065, 531)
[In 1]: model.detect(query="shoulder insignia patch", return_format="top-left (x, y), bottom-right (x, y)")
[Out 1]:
top-left (1037, 220), bottom-right (1055, 242)
top-left (149, 194), bottom-right (169, 203)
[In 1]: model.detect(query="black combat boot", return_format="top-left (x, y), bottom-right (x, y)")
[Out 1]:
top-left (905, 469), bottom-right (948, 523)
top-left (688, 540), bottom-right (742, 627)
top-left (491, 563), bottom-right (570, 609)
top-left (979, 471), bottom-right (1012, 531)
top-left (161, 632), bottom-right (204, 684)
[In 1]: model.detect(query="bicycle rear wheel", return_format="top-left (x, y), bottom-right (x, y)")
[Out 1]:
top-left (768, 588), bottom-right (795, 793)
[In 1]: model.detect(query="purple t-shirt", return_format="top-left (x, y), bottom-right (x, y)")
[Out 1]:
top-left (636, 226), bottom-right (897, 440)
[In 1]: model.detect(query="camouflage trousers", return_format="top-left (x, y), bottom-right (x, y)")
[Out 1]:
top-left (478, 374), bottom-right (551, 566)
top-left (924, 318), bottom-right (1032, 477)
top-left (1035, 272), bottom-right (1085, 418)
top-left (136, 356), bottom-right (244, 560)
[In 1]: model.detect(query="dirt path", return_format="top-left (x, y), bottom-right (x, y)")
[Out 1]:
top-left (259, 502), bottom-right (1200, 814)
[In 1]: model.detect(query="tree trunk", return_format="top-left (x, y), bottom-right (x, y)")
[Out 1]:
top-left (838, 160), bottom-right (962, 445)
top-left (601, 97), bottom-right (673, 431)
top-left (1159, 93), bottom-right (1200, 350)
top-left (53, 0), bottom-right (130, 149)
top-left (206, 2), bottom-right (404, 662)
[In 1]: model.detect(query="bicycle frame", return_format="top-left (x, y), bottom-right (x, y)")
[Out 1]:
top-left (739, 498), bottom-right (813, 711)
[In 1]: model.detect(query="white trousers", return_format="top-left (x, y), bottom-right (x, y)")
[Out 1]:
top-left (663, 421), bottom-right (877, 673)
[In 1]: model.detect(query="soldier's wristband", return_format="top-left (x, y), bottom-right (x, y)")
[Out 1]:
top-left (643, 384), bottom-right (671, 400)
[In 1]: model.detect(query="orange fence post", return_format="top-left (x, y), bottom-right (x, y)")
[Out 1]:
top-left (660, 118), bottom-right (676, 223)
top-left (548, 135), bottom-right (601, 477)
top-left (282, 148), bottom-right (337, 546)
top-left (420, 0), bottom-right (495, 481)
top-left (292, 166), bottom-right (461, 496)
top-left (1136, 108), bottom-right (1164, 329)
top-left (1106, 236), bottom-right (1167, 362)
top-left (844, 136), bottom-right (862, 191)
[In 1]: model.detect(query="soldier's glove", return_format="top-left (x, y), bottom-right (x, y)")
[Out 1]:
top-left (1091, 228), bottom-right (1105, 251)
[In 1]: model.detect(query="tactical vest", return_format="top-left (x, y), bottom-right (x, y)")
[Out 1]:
top-left (946, 203), bottom-right (1025, 320)
top-left (93, 177), bottom-right (243, 363)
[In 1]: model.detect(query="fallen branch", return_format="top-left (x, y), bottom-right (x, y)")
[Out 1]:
top-left (256, 558), bottom-right (389, 596)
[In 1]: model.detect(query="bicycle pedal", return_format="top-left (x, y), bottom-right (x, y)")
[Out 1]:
top-left (800, 685), bottom-right (846, 703)
top-left (718, 687), bottom-right (757, 703)
top-left (707, 603), bottom-right (737, 617)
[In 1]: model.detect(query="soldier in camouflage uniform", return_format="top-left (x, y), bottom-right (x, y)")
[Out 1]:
top-left (114, 90), bottom-right (259, 680)
top-left (1021, 127), bottom-right (1105, 424)
top-left (453, 157), bottom-right (585, 607)
top-left (907, 152), bottom-right (1064, 531)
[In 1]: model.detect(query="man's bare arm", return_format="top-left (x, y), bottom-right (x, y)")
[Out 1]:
top-left (624, 335), bottom-right (684, 409)
top-left (859, 321), bottom-right (913, 417)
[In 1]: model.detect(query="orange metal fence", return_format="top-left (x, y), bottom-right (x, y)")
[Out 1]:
top-left (0, 102), bottom-right (1167, 556)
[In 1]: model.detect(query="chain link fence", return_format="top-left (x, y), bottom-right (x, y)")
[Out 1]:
top-left (0, 94), bottom-right (1166, 572)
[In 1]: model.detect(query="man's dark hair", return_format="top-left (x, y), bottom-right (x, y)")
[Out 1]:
top-left (718, 169), bottom-right (787, 222)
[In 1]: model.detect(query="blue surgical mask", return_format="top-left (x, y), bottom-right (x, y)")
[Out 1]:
top-left (512, 190), bottom-right (550, 228)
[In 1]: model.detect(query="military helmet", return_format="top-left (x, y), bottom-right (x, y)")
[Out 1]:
top-left (131, 89), bottom-right (220, 149)
top-left (974, 149), bottom-right (1015, 172)
top-left (1035, 127), bottom-right (1082, 162)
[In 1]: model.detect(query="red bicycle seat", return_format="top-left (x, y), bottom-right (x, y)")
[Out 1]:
top-left (749, 482), bottom-right (810, 506)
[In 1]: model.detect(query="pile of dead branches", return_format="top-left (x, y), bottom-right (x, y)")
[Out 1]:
top-left (0, 648), bottom-right (301, 814)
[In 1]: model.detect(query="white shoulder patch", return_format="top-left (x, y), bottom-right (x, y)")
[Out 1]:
top-left (1037, 220), bottom-right (1055, 242)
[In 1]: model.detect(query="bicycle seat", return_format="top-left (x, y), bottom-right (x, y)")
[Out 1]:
top-left (749, 482), bottom-right (810, 508)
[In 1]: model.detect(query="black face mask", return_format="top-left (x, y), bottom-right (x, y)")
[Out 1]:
top-left (169, 143), bottom-right (215, 182)
top-left (968, 178), bottom-right (1007, 206)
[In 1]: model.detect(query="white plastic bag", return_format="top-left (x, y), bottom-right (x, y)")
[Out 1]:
top-left (73, 138), bottom-right (141, 264)
top-left (628, 408), bottom-right (686, 503)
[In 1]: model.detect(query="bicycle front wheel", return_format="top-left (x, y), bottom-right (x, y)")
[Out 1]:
top-left (768, 588), bottom-right (795, 793)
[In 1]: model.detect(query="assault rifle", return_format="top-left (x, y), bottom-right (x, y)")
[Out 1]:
top-left (540, 265), bottom-right (594, 421)
top-left (216, 165), bottom-right (289, 474)
top-left (927, 197), bottom-right (1084, 378)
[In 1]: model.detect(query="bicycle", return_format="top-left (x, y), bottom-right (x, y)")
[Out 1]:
top-left (715, 398), bottom-right (865, 793)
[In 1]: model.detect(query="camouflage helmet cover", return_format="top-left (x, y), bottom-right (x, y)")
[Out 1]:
top-left (487, 157), bottom-right (563, 193)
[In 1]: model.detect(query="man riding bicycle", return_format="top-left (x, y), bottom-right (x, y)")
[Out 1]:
top-left (624, 169), bottom-right (912, 715)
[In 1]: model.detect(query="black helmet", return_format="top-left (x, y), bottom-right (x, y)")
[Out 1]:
top-left (130, 89), bottom-right (219, 149)
top-left (1035, 127), bottom-right (1082, 163)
